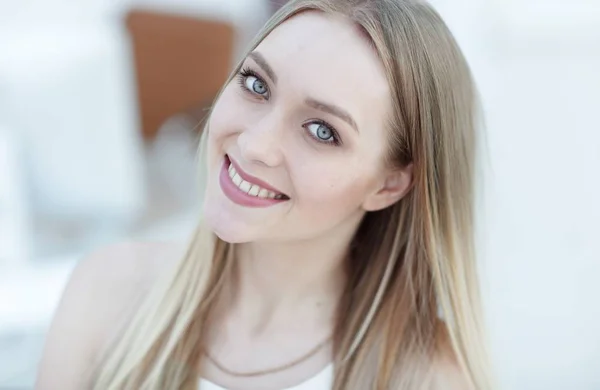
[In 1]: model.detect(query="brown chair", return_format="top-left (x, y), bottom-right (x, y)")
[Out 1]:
top-left (126, 9), bottom-right (235, 140)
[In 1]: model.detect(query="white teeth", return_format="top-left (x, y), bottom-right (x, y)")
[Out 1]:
top-left (248, 185), bottom-right (260, 196)
top-left (228, 162), bottom-right (286, 200)
top-left (239, 180), bottom-right (251, 193)
top-left (258, 189), bottom-right (269, 198)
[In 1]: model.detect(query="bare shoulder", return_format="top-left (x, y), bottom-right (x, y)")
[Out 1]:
top-left (35, 241), bottom-right (185, 390)
top-left (76, 241), bottom-right (183, 289)
top-left (430, 321), bottom-right (476, 390)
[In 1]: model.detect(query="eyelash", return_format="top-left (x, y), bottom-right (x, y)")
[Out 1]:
top-left (238, 67), bottom-right (267, 97)
top-left (302, 119), bottom-right (342, 146)
top-left (236, 67), bottom-right (342, 146)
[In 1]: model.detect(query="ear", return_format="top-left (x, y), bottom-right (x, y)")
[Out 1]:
top-left (362, 163), bottom-right (413, 212)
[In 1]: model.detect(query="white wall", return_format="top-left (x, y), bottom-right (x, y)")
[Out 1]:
top-left (434, 1), bottom-right (600, 389)
top-left (484, 48), bottom-right (600, 390)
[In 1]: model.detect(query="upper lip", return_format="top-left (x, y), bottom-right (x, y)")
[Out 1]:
top-left (227, 155), bottom-right (287, 196)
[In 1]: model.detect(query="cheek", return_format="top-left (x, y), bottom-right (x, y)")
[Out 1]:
top-left (292, 161), bottom-right (376, 220)
top-left (208, 85), bottom-right (241, 139)
top-left (206, 84), bottom-right (248, 168)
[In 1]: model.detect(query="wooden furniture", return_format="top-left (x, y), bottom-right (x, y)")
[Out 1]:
top-left (126, 10), bottom-right (235, 139)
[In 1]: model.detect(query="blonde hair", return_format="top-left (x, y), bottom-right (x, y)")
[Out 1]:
top-left (93, 0), bottom-right (491, 388)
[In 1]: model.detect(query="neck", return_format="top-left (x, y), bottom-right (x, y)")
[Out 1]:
top-left (235, 237), bottom-right (347, 306)
top-left (218, 216), bottom-right (362, 337)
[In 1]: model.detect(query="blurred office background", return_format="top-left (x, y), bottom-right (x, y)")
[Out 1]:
top-left (0, 0), bottom-right (598, 388)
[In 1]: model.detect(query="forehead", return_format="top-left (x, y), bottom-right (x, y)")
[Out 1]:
top-left (254, 11), bottom-right (391, 132)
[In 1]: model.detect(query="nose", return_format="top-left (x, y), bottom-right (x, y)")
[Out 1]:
top-left (237, 113), bottom-right (284, 168)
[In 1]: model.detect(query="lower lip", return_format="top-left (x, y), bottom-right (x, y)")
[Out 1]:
top-left (219, 157), bottom-right (287, 208)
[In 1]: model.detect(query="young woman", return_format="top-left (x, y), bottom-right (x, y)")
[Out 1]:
top-left (36, 0), bottom-right (491, 389)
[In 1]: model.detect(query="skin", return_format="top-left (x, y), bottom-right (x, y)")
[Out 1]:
top-left (200, 11), bottom-right (411, 389)
top-left (35, 242), bottom-right (183, 390)
top-left (35, 11), bottom-right (468, 390)
top-left (203, 12), bottom-right (402, 246)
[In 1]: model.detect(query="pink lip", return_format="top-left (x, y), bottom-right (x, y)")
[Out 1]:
top-left (219, 156), bottom-right (288, 208)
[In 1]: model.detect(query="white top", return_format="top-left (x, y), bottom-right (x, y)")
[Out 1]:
top-left (199, 365), bottom-right (334, 390)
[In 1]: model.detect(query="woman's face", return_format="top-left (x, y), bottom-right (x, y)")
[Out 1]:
top-left (203, 11), bottom-right (395, 244)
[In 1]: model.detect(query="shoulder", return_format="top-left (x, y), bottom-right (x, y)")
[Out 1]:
top-left (58, 241), bottom-right (183, 324)
top-left (429, 321), bottom-right (476, 390)
top-left (73, 241), bottom-right (182, 291)
top-left (35, 241), bottom-right (184, 390)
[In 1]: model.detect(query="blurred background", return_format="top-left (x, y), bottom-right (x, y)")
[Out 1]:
top-left (0, 0), bottom-right (598, 389)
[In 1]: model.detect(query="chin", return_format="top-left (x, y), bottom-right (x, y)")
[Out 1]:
top-left (209, 222), bottom-right (253, 244)
top-left (201, 160), bottom-right (288, 244)
top-left (202, 198), bottom-right (255, 244)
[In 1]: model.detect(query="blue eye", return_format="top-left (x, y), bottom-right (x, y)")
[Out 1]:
top-left (307, 123), bottom-right (333, 141)
top-left (238, 68), bottom-right (269, 98)
top-left (244, 75), bottom-right (268, 95)
top-left (304, 122), bottom-right (341, 146)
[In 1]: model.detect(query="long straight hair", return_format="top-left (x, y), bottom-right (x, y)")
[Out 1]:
top-left (93, 0), bottom-right (491, 388)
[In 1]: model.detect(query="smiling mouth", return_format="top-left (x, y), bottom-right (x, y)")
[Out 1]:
top-left (225, 155), bottom-right (290, 201)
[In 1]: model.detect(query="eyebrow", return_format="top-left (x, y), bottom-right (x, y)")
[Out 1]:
top-left (248, 51), bottom-right (277, 84)
top-left (305, 97), bottom-right (359, 133)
